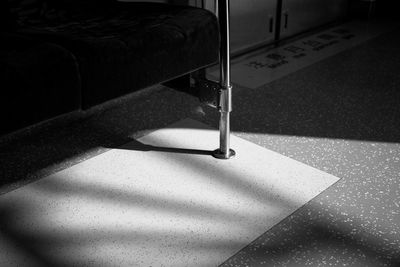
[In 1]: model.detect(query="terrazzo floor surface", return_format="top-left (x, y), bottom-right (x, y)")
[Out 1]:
top-left (0, 119), bottom-right (339, 266)
top-left (1, 19), bottom-right (400, 266)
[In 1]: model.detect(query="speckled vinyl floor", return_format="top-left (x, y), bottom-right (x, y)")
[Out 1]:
top-left (1, 19), bottom-right (400, 266)
top-left (0, 119), bottom-right (340, 266)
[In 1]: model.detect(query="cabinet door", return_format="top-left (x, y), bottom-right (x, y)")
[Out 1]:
top-left (280, 0), bottom-right (348, 39)
top-left (204, 0), bottom-right (278, 54)
top-left (229, 0), bottom-right (278, 53)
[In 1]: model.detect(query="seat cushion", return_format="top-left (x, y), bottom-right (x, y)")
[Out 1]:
top-left (7, 0), bottom-right (113, 26)
top-left (17, 2), bottom-right (220, 108)
top-left (1, 1), bottom-right (17, 30)
top-left (0, 33), bottom-right (81, 135)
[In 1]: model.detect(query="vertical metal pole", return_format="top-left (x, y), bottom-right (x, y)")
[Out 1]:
top-left (213, 0), bottom-right (236, 159)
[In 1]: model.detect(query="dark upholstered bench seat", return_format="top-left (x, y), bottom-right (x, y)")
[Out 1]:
top-left (1, 1), bottom-right (220, 135)
top-left (14, 2), bottom-right (220, 108)
top-left (0, 33), bottom-right (81, 135)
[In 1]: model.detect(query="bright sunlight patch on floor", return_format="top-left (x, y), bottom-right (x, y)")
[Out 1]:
top-left (0, 119), bottom-right (339, 267)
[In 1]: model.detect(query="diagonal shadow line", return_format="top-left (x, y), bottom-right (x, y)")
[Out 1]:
top-left (0, 202), bottom-right (250, 267)
top-left (0, 204), bottom-right (248, 249)
top-left (113, 137), bottom-right (311, 212)
top-left (0, 205), bottom-right (60, 267)
top-left (32, 174), bottom-right (263, 227)
top-left (25, 133), bottom-right (303, 236)
top-left (123, 141), bottom-right (213, 156)
top-left (0, 123), bottom-right (336, 266)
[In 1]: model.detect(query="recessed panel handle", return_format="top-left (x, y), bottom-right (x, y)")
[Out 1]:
top-left (284, 11), bottom-right (289, 29)
top-left (269, 16), bottom-right (274, 33)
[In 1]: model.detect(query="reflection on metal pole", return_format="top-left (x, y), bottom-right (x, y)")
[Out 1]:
top-left (213, 0), bottom-right (236, 159)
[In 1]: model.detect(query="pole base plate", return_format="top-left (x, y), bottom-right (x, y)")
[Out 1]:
top-left (212, 149), bottom-right (236, 160)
